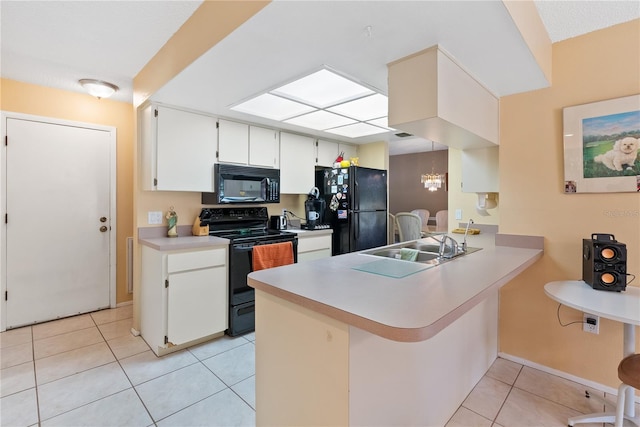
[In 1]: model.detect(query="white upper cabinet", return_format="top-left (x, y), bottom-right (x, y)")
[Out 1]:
top-left (316, 139), bottom-right (339, 167)
top-left (280, 132), bottom-right (315, 194)
top-left (316, 140), bottom-right (357, 167)
top-left (249, 125), bottom-right (279, 168)
top-left (218, 119), bottom-right (279, 168)
top-left (139, 103), bottom-right (217, 192)
top-left (218, 119), bottom-right (249, 165)
top-left (339, 143), bottom-right (358, 162)
top-left (461, 146), bottom-right (499, 193)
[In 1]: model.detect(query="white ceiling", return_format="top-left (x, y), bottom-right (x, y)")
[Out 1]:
top-left (2, 1), bottom-right (638, 155)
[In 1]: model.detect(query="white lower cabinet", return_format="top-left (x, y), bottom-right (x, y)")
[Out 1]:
top-left (141, 245), bottom-right (228, 356)
top-left (297, 234), bottom-right (332, 262)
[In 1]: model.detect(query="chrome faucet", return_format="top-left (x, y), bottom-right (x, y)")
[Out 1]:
top-left (461, 219), bottom-right (475, 252)
top-left (438, 235), bottom-right (459, 258)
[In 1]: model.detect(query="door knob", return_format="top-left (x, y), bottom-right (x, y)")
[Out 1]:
top-left (100, 217), bottom-right (107, 222)
top-left (100, 226), bottom-right (108, 232)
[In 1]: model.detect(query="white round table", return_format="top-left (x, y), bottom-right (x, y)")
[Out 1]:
top-left (544, 280), bottom-right (640, 427)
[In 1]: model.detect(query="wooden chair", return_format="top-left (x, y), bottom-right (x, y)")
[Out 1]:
top-left (435, 210), bottom-right (448, 232)
top-left (614, 354), bottom-right (640, 427)
top-left (410, 209), bottom-right (431, 232)
top-left (395, 212), bottom-right (422, 242)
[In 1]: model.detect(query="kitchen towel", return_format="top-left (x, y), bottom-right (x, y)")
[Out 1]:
top-left (399, 248), bottom-right (419, 261)
top-left (252, 242), bottom-right (294, 271)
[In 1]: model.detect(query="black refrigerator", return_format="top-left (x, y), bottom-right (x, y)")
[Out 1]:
top-left (316, 166), bottom-right (388, 255)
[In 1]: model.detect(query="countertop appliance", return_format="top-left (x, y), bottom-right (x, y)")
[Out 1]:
top-left (316, 166), bottom-right (388, 255)
top-left (303, 186), bottom-right (327, 229)
top-left (202, 164), bottom-right (280, 205)
top-left (198, 207), bottom-right (297, 336)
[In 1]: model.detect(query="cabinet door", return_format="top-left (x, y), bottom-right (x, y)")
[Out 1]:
top-left (298, 235), bottom-right (332, 262)
top-left (339, 143), bottom-right (358, 162)
top-left (249, 126), bottom-right (279, 168)
top-left (280, 132), bottom-right (315, 194)
top-left (218, 119), bottom-right (249, 164)
top-left (461, 146), bottom-right (499, 193)
top-left (155, 105), bottom-right (217, 191)
top-left (316, 140), bottom-right (339, 167)
top-left (167, 266), bottom-right (227, 345)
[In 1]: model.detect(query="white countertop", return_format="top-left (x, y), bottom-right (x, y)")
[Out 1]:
top-left (138, 235), bottom-right (229, 251)
top-left (284, 228), bottom-right (333, 237)
top-left (249, 233), bottom-right (543, 342)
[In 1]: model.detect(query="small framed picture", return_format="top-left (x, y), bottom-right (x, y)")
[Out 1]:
top-left (563, 94), bottom-right (639, 193)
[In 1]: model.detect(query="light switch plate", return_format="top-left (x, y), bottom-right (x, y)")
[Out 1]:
top-left (455, 209), bottom-right (462, 220)
top-left (148, 211), bottom-right (163, 225)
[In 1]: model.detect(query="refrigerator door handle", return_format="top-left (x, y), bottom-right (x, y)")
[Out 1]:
top-left (353, 213), bottom-right (358, 241)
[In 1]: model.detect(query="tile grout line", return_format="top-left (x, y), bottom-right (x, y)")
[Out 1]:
top-left (490, 364), bottom-right (525, 425)
top-left (30, 326), bottom-right (43, 427)
top-left (92, 312), bottom-right (158, 426)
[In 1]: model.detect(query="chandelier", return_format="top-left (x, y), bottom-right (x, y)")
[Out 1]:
top-left (420, 141), bottom-right (444, 192)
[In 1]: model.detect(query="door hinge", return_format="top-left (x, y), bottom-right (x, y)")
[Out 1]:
top-left (216, 150), bottom-right (219, 159)
top-left (164, 335), bottom-right (168, 344)
top-left (5, 136), bottom-right (7, 146)
top-left (153, 178), bottom-right (158, 187)
top-left (154, 109), bottom-right (158, 118)
top-left (5, 291), bottom-right (7, 301)
top-left (216, 121), bottom-right (219, 129)
top-left (165, 279), bottom-right (169, 288)
top-left (4, 213), bottom-right (7, 224)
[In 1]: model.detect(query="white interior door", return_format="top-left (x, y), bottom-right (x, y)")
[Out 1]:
top-left (5, 117), bottom-right (112, 328)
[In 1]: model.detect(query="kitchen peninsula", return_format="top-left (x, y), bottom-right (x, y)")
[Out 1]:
top-left (248, 232), bottom-right (543, 426)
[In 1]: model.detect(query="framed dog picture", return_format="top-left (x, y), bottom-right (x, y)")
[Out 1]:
top-left (563, 94), bottom-right (640, 193)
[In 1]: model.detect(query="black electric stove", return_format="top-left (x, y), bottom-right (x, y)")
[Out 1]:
top-left (198, 207), bottom-right (298, 336)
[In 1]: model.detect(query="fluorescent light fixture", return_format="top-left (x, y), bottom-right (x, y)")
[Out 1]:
top-left (229, 67), bottom-right (393, 139)
top-left (79, 79), bottom-right (118, 99)
top-left (284, 110), bottom-right (356, 130)
top-left (366, 117), bottom-right (396, 131)
top-left (325, 122), bottom-right (388, 138)
top-left (231, 93), bottom-right (315, 121)
top-left (272, 69), bottom-right (374, 108)
top-left (327, 94), bottom-right (388, 121)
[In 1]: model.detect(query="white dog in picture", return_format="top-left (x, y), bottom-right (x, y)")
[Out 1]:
top-left (594, 137), bottom-right (639, 171)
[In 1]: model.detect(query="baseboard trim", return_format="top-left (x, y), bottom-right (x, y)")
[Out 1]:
top-left (498, 352), bottom-right (640, 403)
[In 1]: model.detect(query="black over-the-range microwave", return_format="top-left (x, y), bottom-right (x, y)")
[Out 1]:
top-left (202, 164), bottom-right (280, 204)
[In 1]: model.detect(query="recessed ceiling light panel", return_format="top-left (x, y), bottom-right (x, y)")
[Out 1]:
top-left (325, 122), bottom-right (388, 138)
top-left (231, 93), bottom-right (315, 121)
top-left (327, 93), bottom-right (388, 121)
top-left (366, 117), bottom-right (396, 131)
top-left (271, 69), bottom-right (374, 108)
top-left (284, 110), bottom-right (356, 130)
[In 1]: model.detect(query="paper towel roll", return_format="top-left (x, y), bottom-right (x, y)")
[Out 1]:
top-left (476, 193), bottom-right (497, 215)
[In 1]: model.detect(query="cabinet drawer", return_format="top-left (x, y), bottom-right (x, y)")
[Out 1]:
top-left (298, 235), bottom-right (331, 253)
top-left (168, 249), bottom-right (226, 273)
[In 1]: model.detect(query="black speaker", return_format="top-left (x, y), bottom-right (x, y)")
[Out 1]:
top-left (582, 233), bottom-right (627, 292)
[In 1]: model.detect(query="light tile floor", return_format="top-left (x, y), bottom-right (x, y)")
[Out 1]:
top-left (1, 306), bottom-right (636, 426)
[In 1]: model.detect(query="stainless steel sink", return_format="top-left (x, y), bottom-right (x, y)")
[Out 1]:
top-left (361, 237), bottom-right (481, 266)
top-left (367, 248), bottom-right (440, 263)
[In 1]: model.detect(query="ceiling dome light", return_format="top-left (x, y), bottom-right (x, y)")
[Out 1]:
top-left (79, 79), bottom-right (119, 99)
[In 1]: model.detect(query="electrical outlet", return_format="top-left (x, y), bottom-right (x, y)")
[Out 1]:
top-left (455, 209), bottom-right (462, 220)
top-left (148, 211), bottom-right (163, 225)
top-left (583, 313), bottom-right (599, 334)
top-left (282, 209), bottom-right (287, 216)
